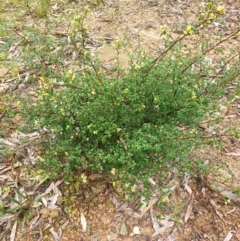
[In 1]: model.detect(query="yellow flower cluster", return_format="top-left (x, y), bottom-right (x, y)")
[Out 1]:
top-left (198, 2), bottom-right (225, 25)
top-left (160, 25), bottom-right (168, 34)
top-left (81, 173), bottom-right (87, 183)
top-left (216, 5), bottom-right (225, 15)
top-left (184, 25), bottom-right (193, 35)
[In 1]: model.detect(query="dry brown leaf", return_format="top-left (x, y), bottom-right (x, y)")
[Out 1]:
top-left (50, 229), bottom-right (60, 241)
top-left (150, 207), bottom-right (160, 232)
top-left (125, 208), bottom-right (141, 219)
top-left (81, 212), bottom-right (87, 232)
top-left (47, 194), bottom-right (59, 207)
top-left (184, 183), bottom-right (192, 196)
top-left (119, 137), bottom-right (128, 151)
top-left (10, 220), bottom-right (17, 241)
top-left (223, 231), bottom-right (235, 241)
top-left (88, 173), bottom-right (103, 180)
top-left (209, 198), bottom-right (231, 224)
top-left (44, 182), bottom-right (55, 194)
top-left (209, 198), bottom-right (221, 210)
top-left (44, 181), bottom-right (62, 195)
top-left (42, 197), bottom-right (48, 207)
top-left (0, 166), bottom-right (12, 175)
top-left (226, 152), bottom-right (240, 156)
top-left (117, 202), bottom-right (128, 212)
top-left (61, 220), bottom-right (69, 230)
top-left (140, 197), bottom-right (159, 218)
top-left (152, 224), bottom-right (174, 237)
top-left (148, 177), bottom-right (156, 185)
top-left (59, 228), bottom-right (63, 238)
top-left (150, 207), bottom-right (175, 237)
top-left (0, 175), bottom-right (9, 182)
top-left (29, 212), bottom-right (41, 230)
top-left (0, 165), bottom-right (7, 170)
top-left (0, 139), bottom-right (15, 148)
top-left (0, 214), bottom-right (16, 222)
top-left (236, 229), bottom-right (240, 240)
top-left (43, 223), bottom-right (51, 231)
top-left (53, 180), bottom-right (62, 195)
top-left (159, 218), bottom-right (175, 228)
top-left (184, 195), bottom-right (193, 223)
top-left (110, 195), bottom-right (121, 209)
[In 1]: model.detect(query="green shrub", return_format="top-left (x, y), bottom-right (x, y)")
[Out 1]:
top-left (19, 1), bottom-right (240, 197)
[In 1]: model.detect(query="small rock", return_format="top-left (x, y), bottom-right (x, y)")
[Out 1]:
top-left (201, 224), bottom-right (212, 233)
top-left (147, 0), bottom-right (158, 7)
top-left (111, 226), bottom-right (117, 233)
top-left (101, 216), bottom-right (111, 225)
top-left (116, 223), bottom-right (121, 234)
top-left (107, 235), bottom-right (115, 241)
top-left (56, 196), bottom-right (63, 205)
top-left (42, 209), bottom-right (50, 219)
top-left (129, 232), bottom-right (135, 237)
top-left (50, 209), bottom-right (60, 218)
top-left (140, 226), bottom-right (153, 236)
top-left (133, 226), bottom-right (141, 235)
top-left (120, 223), bottom-right (129, 236)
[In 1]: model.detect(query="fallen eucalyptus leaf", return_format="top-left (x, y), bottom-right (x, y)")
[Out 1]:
top-left (10, 220), bottom-right (17, 241)
top-left (81, 212), bottom-right (87, 232)
top-left (223, 231), bottom-right (235, 241)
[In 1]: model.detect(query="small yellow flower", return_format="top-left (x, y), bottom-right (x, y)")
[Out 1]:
top-left (199, 2), bottom-right (205, 8)
top-left (131, 184), bottom-right (137, 192)
top-left (115, 37), bottom-right (121, 48)
top-left (217, 5), bottom-right (225, 15)
top-left (15, 161), bottom-right (23, 167)
top-left (160, 25), bottom-right (168, 34)
top-left (91, 89), bottom-right (96, 95)
top-left (224, 199), bottom-right (230, 205)
top-left (66, 69), bottom-right (75, 80)
top-left (209, 13), bottom-right (216, 20)
top-left (84, 6), bottom-right (89, 14)
top-left (134, 64), bottom-right (140, 69)
top-left (84, 50), bottom-right (89, 56)
top-left (162, 196), bottom-right (170, 203)
top-left (184, 25), bottom-right (193, 35)
top-left (111, 168), bottom-right (116, 175)
top-left (83, 26), bottom-right (88, 31)
top-left (34, 120), bottom-right (39, 127)
top-left (81, 173), bottom-right (87, 183)
top-left (191, 91), bottom-right (197, 100)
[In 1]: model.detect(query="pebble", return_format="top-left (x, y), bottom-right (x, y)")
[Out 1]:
top-left (120, 223), bottom-right (129, 236)
top-left (133, 226), bottom-right (141, 235)
top-left (101, 216), bottom-right (111, 225)
top-left (107, 234), bottom-right (116, 241)
top-left (111, 226), bottom-right (117, 233)
top-left (49, 209), bottom-right (60, 218)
